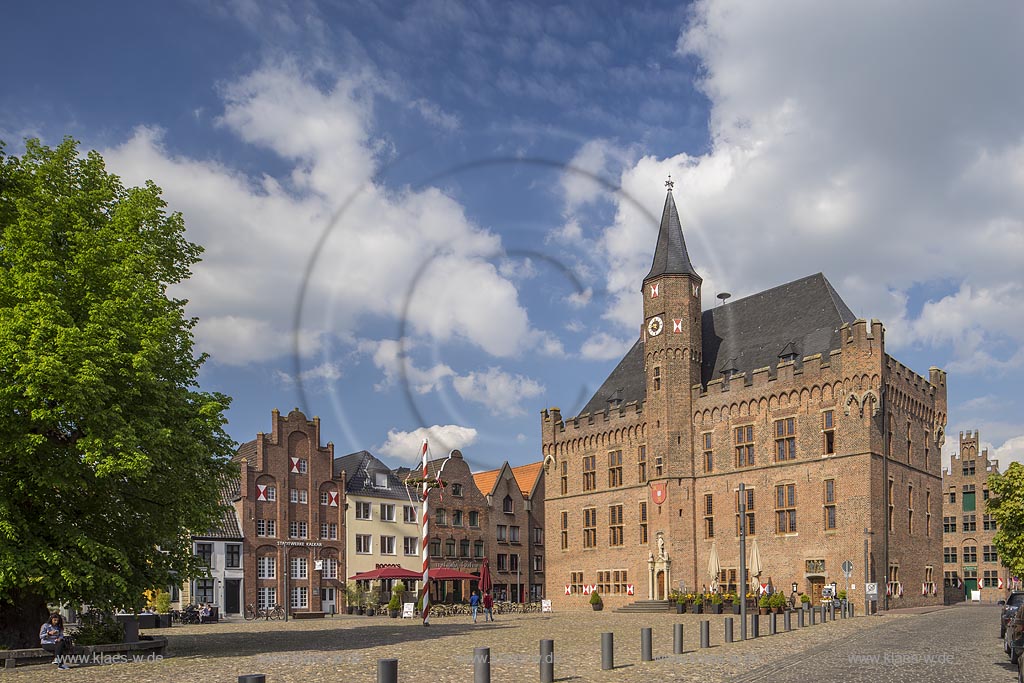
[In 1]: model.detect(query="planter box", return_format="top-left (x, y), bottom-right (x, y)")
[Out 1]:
top-left (709, 603), bottom-right (723, 614)
top-left (292, 611), bottom-right (325, 620)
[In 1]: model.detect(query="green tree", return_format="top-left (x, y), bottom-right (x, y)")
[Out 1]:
top-left (987, 462), bottom-right (1024, 581)
top-left (0, 138), bottom-right (235, 647)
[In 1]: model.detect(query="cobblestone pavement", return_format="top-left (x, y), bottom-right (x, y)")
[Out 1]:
top-left (3, 605), bottom-right (1012, 682)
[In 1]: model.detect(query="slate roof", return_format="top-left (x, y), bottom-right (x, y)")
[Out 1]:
top-left (577, 273), bottom-right (858, 417)
top-left (335, 450), bottom-right (416, 501)
top-left (195, 473), bottom-right (243, 540)
top-left (700, 272), bottom-right (856, 385)
top-left (578, 337), bottom-right (647, 416)
top-left (644, 190), bottom-right (699, 282)
top-left (233, 439), bottom-right (256, 463)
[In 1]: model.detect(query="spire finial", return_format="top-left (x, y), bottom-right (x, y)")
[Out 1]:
top-left (665, 174), bottom-right (674, 191)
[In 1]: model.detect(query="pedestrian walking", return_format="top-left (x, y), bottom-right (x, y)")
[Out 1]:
top-left (482, 591), bottom-right (494, 622)
top-left (470, 590), bottom-right (480, 623)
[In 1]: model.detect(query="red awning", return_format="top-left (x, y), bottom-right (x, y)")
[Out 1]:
top-left (429, 568), bottom-right (479, 581)
top-left (349, 567), bottom-right (422, 581)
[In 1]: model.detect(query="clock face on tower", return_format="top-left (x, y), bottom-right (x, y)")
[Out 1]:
top-left (647, 316), bottom-right (664, 337)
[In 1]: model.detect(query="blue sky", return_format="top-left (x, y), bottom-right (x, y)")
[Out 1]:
top-left (4, 1), bottom-right (1024, 472)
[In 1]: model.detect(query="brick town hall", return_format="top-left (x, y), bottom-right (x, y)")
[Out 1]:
top-left (541, 182), bottom-right (947, 610)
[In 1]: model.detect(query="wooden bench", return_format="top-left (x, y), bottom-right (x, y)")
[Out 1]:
top-left (291, 611), bottom-right (325, 619)
top-left (1, 637), bottom-right (167, 669)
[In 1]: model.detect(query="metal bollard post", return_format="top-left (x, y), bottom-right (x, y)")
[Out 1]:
top-left (474, 647), bottom-right (490, 683)
top-left (751, 613), bottom-right (759, 639)
top-left (784, 610), bottom-right (792, 632)
top-left (769, 612), bottom-right (777, 635)
top-left (830, 602), bottom-right (835, 621)
top-left (798, 609), bottom-right (805, 628)
top-left (724, 617), bottom-right (733, 643)
top-left (820, 605), bottom-right (827, 623)
top-left (539, 640), bottom-right (554, 683)
top-left (601, 632), bottom-right (614, 671)
top-left (700, 620), bottom-right (710, 648)
top-left (239, 677), bottom-right (266, 683)
top-left (849, 602), bottom-right (855, 617)
top-left (641, 628), bottom-right (652, 662)
top-left (378, 658), bottom-right (398, 683)
top-left (810, 607), bottom-right (816, 625)
top-left (673, 623), bottom-right (684, 654)
top-left (841, 603), bottom-right (846, 619)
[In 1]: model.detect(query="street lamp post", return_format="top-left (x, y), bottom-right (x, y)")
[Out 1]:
top-left (739, 482), bottom-right (747, 640)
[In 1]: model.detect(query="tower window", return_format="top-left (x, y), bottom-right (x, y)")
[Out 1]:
top-left (653, 366), bottom-right (661, 391)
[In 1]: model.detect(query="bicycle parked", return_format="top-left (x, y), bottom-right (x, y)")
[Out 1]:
top-left (244, 603), bottom-right (285, 620)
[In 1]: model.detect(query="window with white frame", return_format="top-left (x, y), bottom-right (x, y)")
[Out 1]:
top-left (258, 556), bottom-right (276, 579)
top-left (289, 521), bottom-right (308, 539)
top-left (404, 506), bottom-right (417, 523)
top-left (404, 537), bottom-right (419, 555)
top-left (320, 522), bottom-right (337, 539)
top-left (322, 558), bottom-right (338, 579)
top-left (264, 485), bottom-right (277, 501)
top-left (320, 491), bottom-right (331, 505)
top-left (290, 489), bottom-right (308, 504)
top-left (356, 534), bottom-right (372, 554)
top-left (356, 501), bottom-right (372, 519)
top-left (257, 586), bottom-right (276, 610)
top-left (290, 586), bottom-right (308, 609)
top-left (290, 557), bottom-right (308, 579)
top-left (380, 504), bottom-right (396, 522)
top-left (380, 535), bottom-right (396, 555)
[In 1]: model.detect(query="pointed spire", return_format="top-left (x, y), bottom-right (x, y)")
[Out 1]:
top-left (644, 179), bottom-right (699, 283)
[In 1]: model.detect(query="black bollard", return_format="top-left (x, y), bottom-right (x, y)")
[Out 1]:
top-left (810, 607), bottom-right (816, 625)
top-left (700, 620), bottom-right (710, 648)
top-left (798, 609), bottom-right (805, 628)
top-left (673, 623), bottom-right (684, 654)
top-left (784, 611), bottom-right (792, 632)
top-left (601, 632), bottom-right (614, 670)
top-left (830, 602), bottom-right (835, 621)
top-left (751, 613), bottom-right (759, 639)
top-left (820, 605), bottom-right (827, 623)
top-left (378, 658), bottom-right (398, 683)
top-left (239, 677), bottom-right (266, 683)
top-left (769, 612), bottom-right (777, 635)
top-left (725, 616), bottom-right (733, 643)
top-left (641, 627), bottom-right (652, 662)
top-left (539, 640), bottom-right (554, 683)
top-left (474, 647), bottom-right (490, 683)
top-left (849, 602), bottom-right (855, 617)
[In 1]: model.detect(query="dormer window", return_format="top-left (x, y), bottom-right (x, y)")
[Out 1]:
top-left (720, 358), bottom-right (739, 379)
top-left (503, 495), bottom-right (514, 514)
top-left (452, 483), bottom-right (463, 497)
top-left (778, 341), bottom-right (799, 363)
top-left (374, 472), bottom-right (388, 488)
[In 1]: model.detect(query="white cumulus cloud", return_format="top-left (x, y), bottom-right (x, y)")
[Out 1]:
top-left (378, 425), bottom-right (479, 463)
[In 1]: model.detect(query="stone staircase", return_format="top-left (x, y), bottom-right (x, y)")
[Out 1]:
top-left (614, 599), bottom-right (673, 613)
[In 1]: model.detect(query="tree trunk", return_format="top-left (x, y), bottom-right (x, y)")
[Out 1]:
top-left (0, 590), bottom-right (50, 649)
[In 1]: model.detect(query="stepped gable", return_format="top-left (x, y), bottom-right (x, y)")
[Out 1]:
top-left (701, 272), bottom-right (857, 385)
top-left (578, 273), bottom-right (857, 414)
top-left (577, 337), bottom-right (646, 418)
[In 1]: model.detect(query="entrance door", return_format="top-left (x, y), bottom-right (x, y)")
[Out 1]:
top-left (964, 578), bottom-right (978, 596)
top-left (225, 579), bottom-right (241, 614)
top-left (321, 587), bottom-right (336, 615)
top-left (809, 578), bottom-right (825, 605)
top-left (657, 571), bottom-right (666, 600)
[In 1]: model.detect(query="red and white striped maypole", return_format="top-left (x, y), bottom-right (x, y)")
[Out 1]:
top-left (419, 439), bottom-right (431, 625)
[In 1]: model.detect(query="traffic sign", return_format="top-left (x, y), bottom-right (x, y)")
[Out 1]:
top-left (842, 560), bottom-right (854, 577)
top-left (865, 582), bottom-right (878, 601)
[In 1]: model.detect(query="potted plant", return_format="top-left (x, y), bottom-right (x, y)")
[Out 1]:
top-left (837, 589), bottom-right (847, 604)
top-left (692, 593), bottom-right (704, 614)
top-left (387, 593), bottom-right (401, 618)
top-left (710, 593), bottom-right (723, 614)
top-left (674, 592), bottom-right (686, 614)
top-left (770, 592), bottom-right (786, 614)
top-left (800, 593), bottom-right (811, 610)
top-left (344, 584), bottom-right (359, 615)
top-left (758, 594), bottom-right (771, 615)
top-left (590, 591), bottom-right (603, 611)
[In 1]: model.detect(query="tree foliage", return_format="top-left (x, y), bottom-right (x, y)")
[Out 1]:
top-left (987, 462), bottom-right (1024, 580)
top-left (0, 138), bottom-right (235, 645)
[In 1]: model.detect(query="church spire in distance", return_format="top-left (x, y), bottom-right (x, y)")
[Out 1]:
top-left (643, 175), bottom-right (699, 284)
